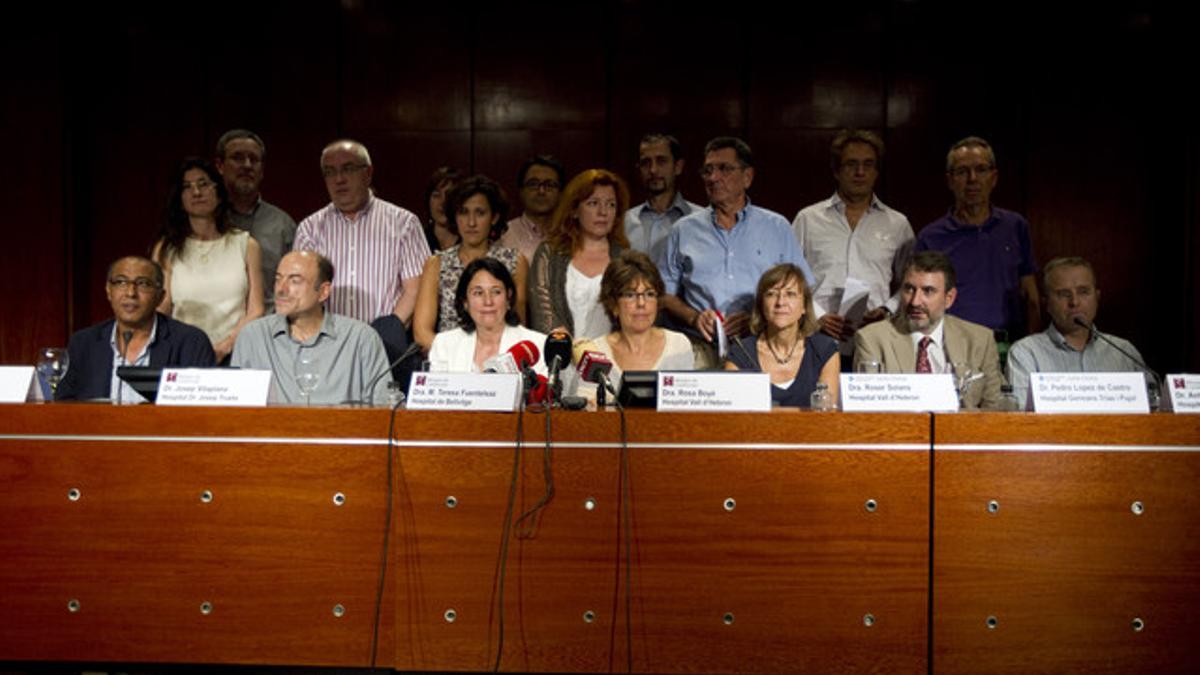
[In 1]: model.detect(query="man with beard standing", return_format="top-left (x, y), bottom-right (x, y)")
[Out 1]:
top-left (623, 133), bottom-right (701, 262)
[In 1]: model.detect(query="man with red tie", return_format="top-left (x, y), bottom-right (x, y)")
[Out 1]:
top-left (853, 251), bottom-right (1002, 409)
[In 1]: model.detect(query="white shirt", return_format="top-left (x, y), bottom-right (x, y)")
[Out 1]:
top-left (108, 319), bottom-right (156, 404)
top-left (565, 263), bottom-right (611, 340)
top-left (793, 192), bottom-right (914, 319)
top-left (428, 324), bottom-right (549, 375)
top-left (909, 319), bottom-right (949, 374)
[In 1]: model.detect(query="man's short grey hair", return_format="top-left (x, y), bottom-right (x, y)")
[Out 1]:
top-left (321, 139), bottom-right (372, 167)
top-left (945, 135), bottom-right (996, 171)
top-left (1041, 256), bottom-right (1096, 292)
top-left (703, 136), bottom-right (754, 168)
top-left (216, 129), bottom-right (266, 159)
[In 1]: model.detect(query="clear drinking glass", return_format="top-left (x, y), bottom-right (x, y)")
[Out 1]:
top-left (295, 352), bottom-right (320, 406)
top-left (36, 347), bottom-right (70, 398)
top-left (857, 360), bottom-right (881, 374)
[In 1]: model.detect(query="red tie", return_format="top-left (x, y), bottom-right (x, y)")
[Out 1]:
top-left (916, 336), bottom-right (932, 374)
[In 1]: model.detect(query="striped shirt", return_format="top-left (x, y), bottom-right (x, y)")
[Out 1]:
top-left (295, 196), bottom-right (431, 323)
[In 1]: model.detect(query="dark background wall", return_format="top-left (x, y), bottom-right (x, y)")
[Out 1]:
top-left (3, 0), bottom-right (1196, 374)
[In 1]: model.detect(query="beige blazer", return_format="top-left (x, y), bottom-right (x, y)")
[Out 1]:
top-left (853, 314), bottom-right (1002, 409)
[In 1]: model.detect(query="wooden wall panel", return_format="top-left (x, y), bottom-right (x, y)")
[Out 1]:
top-left (0, 1), bottom-right (1194, 374)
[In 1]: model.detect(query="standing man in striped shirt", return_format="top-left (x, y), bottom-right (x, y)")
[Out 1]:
top-left (294, 140), bottom-right (431, 329)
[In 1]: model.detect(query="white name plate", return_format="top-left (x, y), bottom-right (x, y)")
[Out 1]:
top-left (1030, 372), bottom-right (1149, 413)
top-left (1164, 374), bottom-right (1200, 413)
top-left (840, 373), bottom-right (959, 412)
top-left (157, 368), bottom-right (271, 407)
top-left (657, 372), bottom-right (770, 412)
top-left (406, 372), bottom-right (522, 411)
top-left (0, 366), bottom-right (41, 403)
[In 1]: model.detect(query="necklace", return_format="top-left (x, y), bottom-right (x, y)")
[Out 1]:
top-left (764, 334), bottom-right (801, 365)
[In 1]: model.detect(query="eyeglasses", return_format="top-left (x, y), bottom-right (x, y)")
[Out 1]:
top-left (108, 277), bottom-right (160, 292)
top-left (764, 288), bottom-right (802, 302)
top-left (948, 164), bottom-right (995, 179)
top-left (840, 160), bottom-right (877, 171)
top-left (618, 289), bottom-right (658, 303)
top-left (699, 163), bottom-right (742, 178)
top-left (182, 178), bottom-right (216, 192)
top-left (226, 151), bottom-right (262, 166)
top-left (522, 179), bottom-right (561, 192)
top-left (322, 163), bottom-right (368, 178)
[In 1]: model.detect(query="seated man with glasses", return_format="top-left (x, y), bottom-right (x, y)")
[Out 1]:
top-left (914, 136), bottom-right (1041, 347)
top-left (56, 256), bottom-right (215, 401)
top-left (656, 136), bottom-right (814, 368)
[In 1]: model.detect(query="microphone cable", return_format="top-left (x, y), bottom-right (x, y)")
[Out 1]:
top-left (605, 386), bottom-right (634, 672)
top-left (514, 382), bottom-right (555, 539)
top-left (369, 394), bottom-right (404, 668)
top-left (491, 396), bottom-right (526, 671)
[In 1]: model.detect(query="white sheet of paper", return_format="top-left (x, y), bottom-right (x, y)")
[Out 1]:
top-left (1162, 373), bottom-right (1199, 413)
top-left (1030, 372), bottom-right (1149, 413)
top-left (715, 316), bottom-right (728, 360)
top-left (406, 372), bottom-right (522, 411)
top-left (840, 373), bottom-right (959, 412)
top-left (156, 368), bottom-right (271, 407)
top-left (839, 277), bottom-right (872, 324)
top-left (657, 371), bottom-right (771, 412)
top-left (0, 366), bottom-right (40, 403)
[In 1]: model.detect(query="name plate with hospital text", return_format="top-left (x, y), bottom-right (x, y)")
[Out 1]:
top-left (0, 366), bottom-right (42, 403)
top-left (1163, 374), bottom-right (1200, 413)
top-left (1030, 372), bottom-right (1149, 413)
top-left (840, 373), bottom-right (959, 412)
top-left (157, 368), bottom-right (271, 407)
top-left (406, 372), bottom-right (522, 411)
top-left (657, 372), bottom-right (771, 412)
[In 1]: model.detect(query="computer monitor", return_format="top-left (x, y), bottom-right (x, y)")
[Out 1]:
top-left (617, 370), bottom-right (657, 408)
top-left (116, 366), bottom-right (163, 403)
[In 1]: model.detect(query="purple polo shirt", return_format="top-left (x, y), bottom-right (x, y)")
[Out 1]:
top-left (914, 207), bottom-right (1036, 333)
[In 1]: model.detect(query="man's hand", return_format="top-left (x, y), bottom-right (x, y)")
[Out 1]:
top-left (860, 306), bottom-right (890, 326)
top-left (819, 313), bottom-right (847, 340)
top-left (722, 311), bottom-right (751, 339)
top-left (692, 309), bottom-right (720, 341)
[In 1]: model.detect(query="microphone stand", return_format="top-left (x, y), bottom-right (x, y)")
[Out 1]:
top-left (1074, 317), bottom-right (1162, 409)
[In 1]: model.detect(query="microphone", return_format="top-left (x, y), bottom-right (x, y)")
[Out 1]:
top-left (543, 330), bottom-right (573, 401)
top-left (484, 340), bottom-right (541, 393)
top-left (577, 350), bottom-right (615, 407)
top-left (1073, 317), bottom-right (1162, 404)
top-left (116, 330), bottom-right (133, 405)
top-left (359, 341), bottom-right (423, 405)
top-left (730, 334), bottom-right (758, 370)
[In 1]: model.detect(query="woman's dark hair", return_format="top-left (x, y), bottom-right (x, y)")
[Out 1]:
top-left (599, 250), bottom-right (665, 327)
top-left (455, 257), bottom-right (521, 332)
top-left (156, 157), bottom-right (230, 262)
top-left (445, 175), bottom-right (510, 243)
top-left (423, 166), bottom-right (462, 227)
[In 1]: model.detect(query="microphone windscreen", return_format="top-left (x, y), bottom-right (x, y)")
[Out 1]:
top-left (508, 340), bottom-right (540, 369)
top-left (527, 373), bottom-right (549, 404)
top-left (544, 330), bottom-right (573, 369)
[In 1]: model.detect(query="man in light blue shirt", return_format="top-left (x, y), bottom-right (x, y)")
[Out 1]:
top-left (624, 133), bottom-right (701, 263)
top-left (1007, 257), bottom-right (1147, 409)
top-left (658, 136), bottom-right (813, 349)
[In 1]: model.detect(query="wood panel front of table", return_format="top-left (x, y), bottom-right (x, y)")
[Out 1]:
top-left (932, 413), bottom-right (1200, 674)
top-left (0, 405), bottom-right (930, 673)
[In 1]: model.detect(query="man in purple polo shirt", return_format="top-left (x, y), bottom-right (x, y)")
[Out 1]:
top-left (914, 136), bottom-right (1040, 343)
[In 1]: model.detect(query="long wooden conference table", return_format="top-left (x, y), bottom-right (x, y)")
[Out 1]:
top-left (0, 404), bottom-right (1197, 673)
